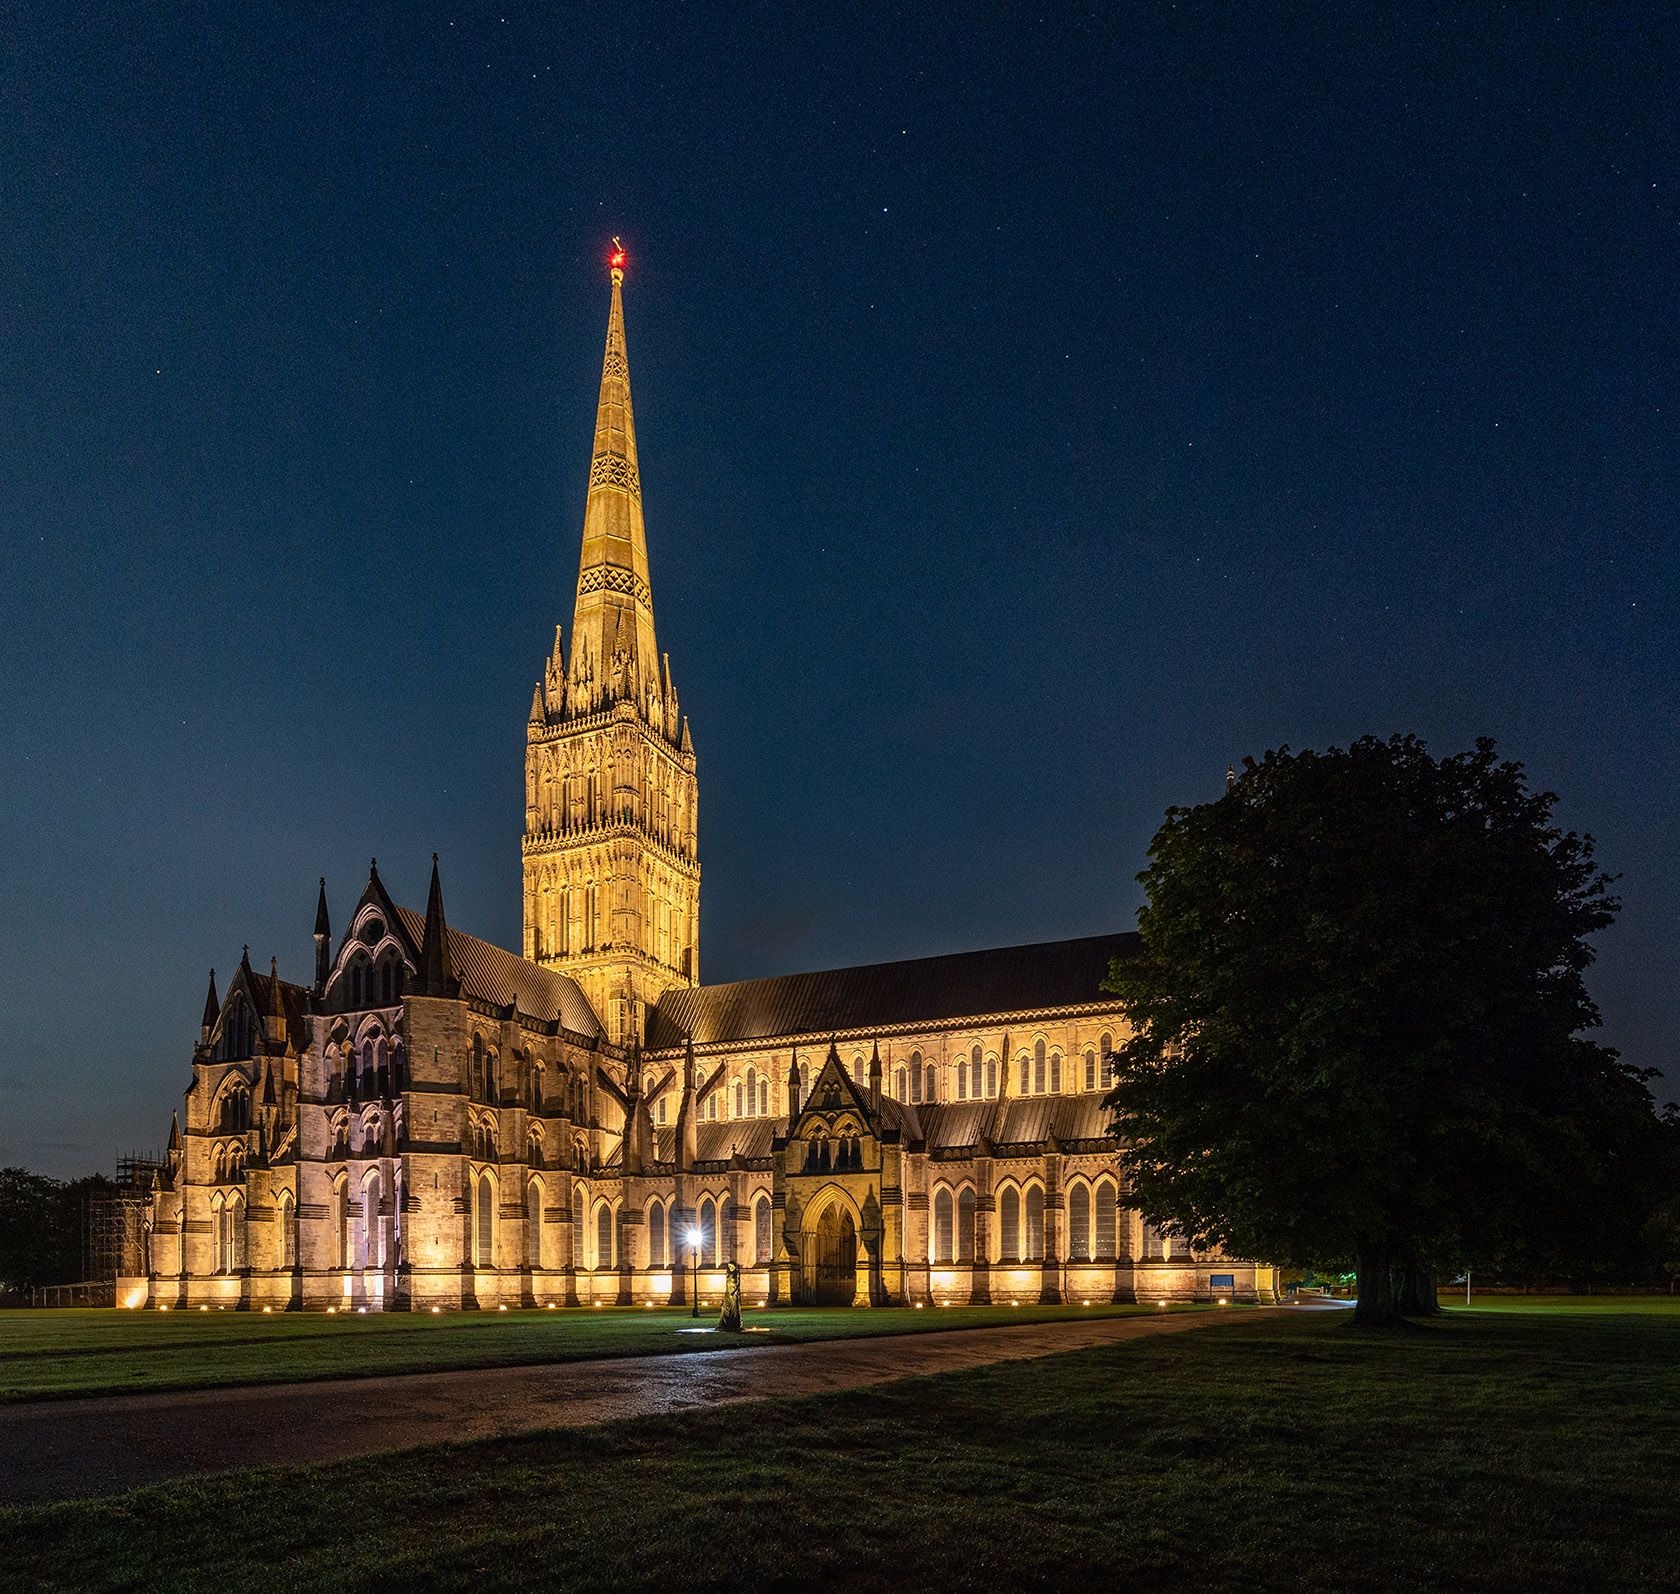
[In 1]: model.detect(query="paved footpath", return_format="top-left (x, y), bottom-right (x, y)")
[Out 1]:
top-left (0, 1306), bottom-right (1311, 1506)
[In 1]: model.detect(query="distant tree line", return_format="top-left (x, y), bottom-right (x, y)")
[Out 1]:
top-left (0, 1168), bottom-right (115, 1298)
top-left (1104, 735), bottom-right (1680, 1326)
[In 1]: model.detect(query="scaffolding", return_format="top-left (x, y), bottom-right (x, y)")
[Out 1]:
top-left (88, 1153), bottom-right (161, 1287)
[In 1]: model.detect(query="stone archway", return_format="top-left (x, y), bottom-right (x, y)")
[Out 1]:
top-left (810, 1202), bottom-right (857, 1306)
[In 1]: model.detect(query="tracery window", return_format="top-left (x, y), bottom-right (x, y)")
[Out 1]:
top-left (934, 1188), bottom-right (954, 1263)
top-left (649, 1200), bottom-right (665, 1268)
top-left (1069, 1183), bottom-right (1090, 1260)
top-left (699, 1196), bottom-right (716, 1265)
top-left (755, 1195), bottom-right (772, 1263)
top-left (476, 1172), bottom-right (495, 1266)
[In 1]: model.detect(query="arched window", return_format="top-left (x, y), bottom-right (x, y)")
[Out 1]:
top-left (986, 1058), bottom-right (997, 1099)
top-left (909, 1051), bottom-right (922, 1104)
top-left (1084, 1049), bottom-right (1096, 1091)
top-left (925, 1063), bottom-right (937, 1103)
top-left (958, 1187), bottom-right (976, 1261)
top-left (231, 1192), bottom-right (248, 1270)
top-left (895, 1067), bottom-right (907, 1102)
top-left (720, 1197), bottom-right (734, 1264)
top-left (281, 1191), bottom-right (298, 1268)
top-left (532, 1062), bottom-right (544, 1110)
top-left (957, 1057), bottom-right (967, 1099)
top-left (392, 1040), bottom-right (406, 1096)
top-left (934, 1188), bottom-right (954, 1263)
top-left (1025, 1186), bottom-right (1044, 1261)
top-left (486, 1050), bottom-right (499, 1102)
top-left (699, 1197), bottom-right (716, 1266)
top-left (472, 1033), bottom-right (486, 1101)
top-left (1019, 1055), bottom-right (1030, 1094)
top-left (746, 1068), bottom-right (757, 1117)
top-left (1096, 1182), bottom-right (1118, 1259)
top-left (1000, 1187), bottom-right (1020, 1261)
top-left (335, 1179), bottom-right (349, 1270)
top-left (649, 1200), bottom-right (665, 1268)
top-left (1100, 1032), bottom-right (1114, 1088)
top-left (363, 1171), bottom-right (382, 1268)
top-left (209, 1193), bottom-right (225, 1271)
top-left (1050, 1053), bottom-right (1061, 1093)
top-left (658, 1096), bottom-right (667, 1126)
top-left (1069, 1183), bottom-right (1090, 1260)
top-left (1141, 1218), bottom-right (1162, 1260)
top-left (755, 1194), bottom-right (772, 1263)
top-left (351, 964), bottom-right (363, 1008)
top-left (735, 1081), bottom-right (744, 1117)
top-left (759, 1079), bottom-right (769, 1116)
top-left (526, 1179), bottom-right (542, 1268)
top-left (380, 962), bottom-right (393, 1004)
top-left (1034, 1040), bottom-right (1046, 1094)
top-left (527, 1128), bottom-right (542, 1169)
top-left (476, 1172), bottom-right (494, 1267)
top-left (591, 1203), bottom-right (610, 1270)
top-left (571, 1185), bottom-right (585, 1263)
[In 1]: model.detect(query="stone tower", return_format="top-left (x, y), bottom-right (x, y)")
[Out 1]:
top-left (522, 244), bottom-right (699, 1044)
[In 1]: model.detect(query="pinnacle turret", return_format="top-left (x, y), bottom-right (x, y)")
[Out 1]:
top-left (418, 853), bottom-right (457, 997)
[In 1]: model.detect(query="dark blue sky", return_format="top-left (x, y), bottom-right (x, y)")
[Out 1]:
top-left (3, 5), bottom-right (1675, 1176)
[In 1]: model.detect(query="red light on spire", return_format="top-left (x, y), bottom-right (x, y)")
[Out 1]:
top-left (609, 237), bottom-right (627, 272)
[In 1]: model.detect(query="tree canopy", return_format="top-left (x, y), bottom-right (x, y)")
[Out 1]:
top-left (1103, 735), bottom-right (1673, 1325)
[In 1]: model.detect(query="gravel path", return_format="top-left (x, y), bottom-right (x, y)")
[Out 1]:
top-left (0, 1306), bottom-right (1309, 1506)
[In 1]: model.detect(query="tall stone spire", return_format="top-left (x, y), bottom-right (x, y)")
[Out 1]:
top-left (568, 241), bottom-right (659, 717)
top-left (523, 241), bottom-right (699, 1036)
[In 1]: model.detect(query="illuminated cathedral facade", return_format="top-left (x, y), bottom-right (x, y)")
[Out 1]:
top-left (125, 253), bottom-right (1276, 1312)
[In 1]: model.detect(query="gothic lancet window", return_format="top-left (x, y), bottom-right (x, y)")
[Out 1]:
top-left (909, 1051), bottom-right (922, 1104)
top-left (1050, 1052), bottom-right (1061, 1094)
top-left (1084, 1049), bottom-right (1096, 1091)
top-left (1069, 1183), bottom-right (1091, 1259)
top-left (476, 1172), bottom-right (494, 1266)
top-left (755, 1195), bottom-right (772, 1263)
top-left (719, 1197), bottom-right (734, 1264)
top-left (649, 1201), bottom-right (665, 1267)
top-left (934, 1188), bottom-right (954, 1263)
top-left (699, 1196), bottom-right (716, 1265)
top-left (958, 1187), bottom-right (976, 1261)
top-left (1000, 1187), bottom-right (1020, 1261)
top-left (1033, 1040), bottom-right (1046, 1094)
top-left (1025, 1186), bottom-right (1044, 1261)
top-left (526, 1179), bottom-right (542, 1269)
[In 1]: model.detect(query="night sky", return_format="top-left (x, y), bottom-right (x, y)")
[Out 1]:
top-left (3, 6), bottom-right (1676, 1177)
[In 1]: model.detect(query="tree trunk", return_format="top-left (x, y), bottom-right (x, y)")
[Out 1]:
top-left (1396, 1260), bottom-right (1440, 1317)
top-left (1352, 1239), bottom-right (1404, 1326)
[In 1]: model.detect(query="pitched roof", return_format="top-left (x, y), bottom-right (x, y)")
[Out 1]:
top-left (391, 906), bottom-right (602, 1038)
top-left (645, 932), bottom-right (1136, 1050)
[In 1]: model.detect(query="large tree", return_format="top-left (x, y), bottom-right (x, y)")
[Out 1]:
top-left (1103, 735), bottom-right (1665, 1325)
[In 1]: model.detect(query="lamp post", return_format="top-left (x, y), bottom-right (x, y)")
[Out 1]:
top-left (688, 1228), bottom-right (702, 1319)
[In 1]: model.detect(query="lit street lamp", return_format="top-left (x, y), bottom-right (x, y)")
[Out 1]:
top-left (688, 1227), bottom-right (702, 1319)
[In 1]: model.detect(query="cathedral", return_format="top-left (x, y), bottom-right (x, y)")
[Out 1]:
top-left (124, 252), bottom-right (1276, 1312)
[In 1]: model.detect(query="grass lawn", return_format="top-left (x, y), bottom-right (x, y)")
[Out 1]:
top-left (0, 1301), bottom-right (1193, 1402)
top-left (3, 1304), bottom-right (1678, 1593)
